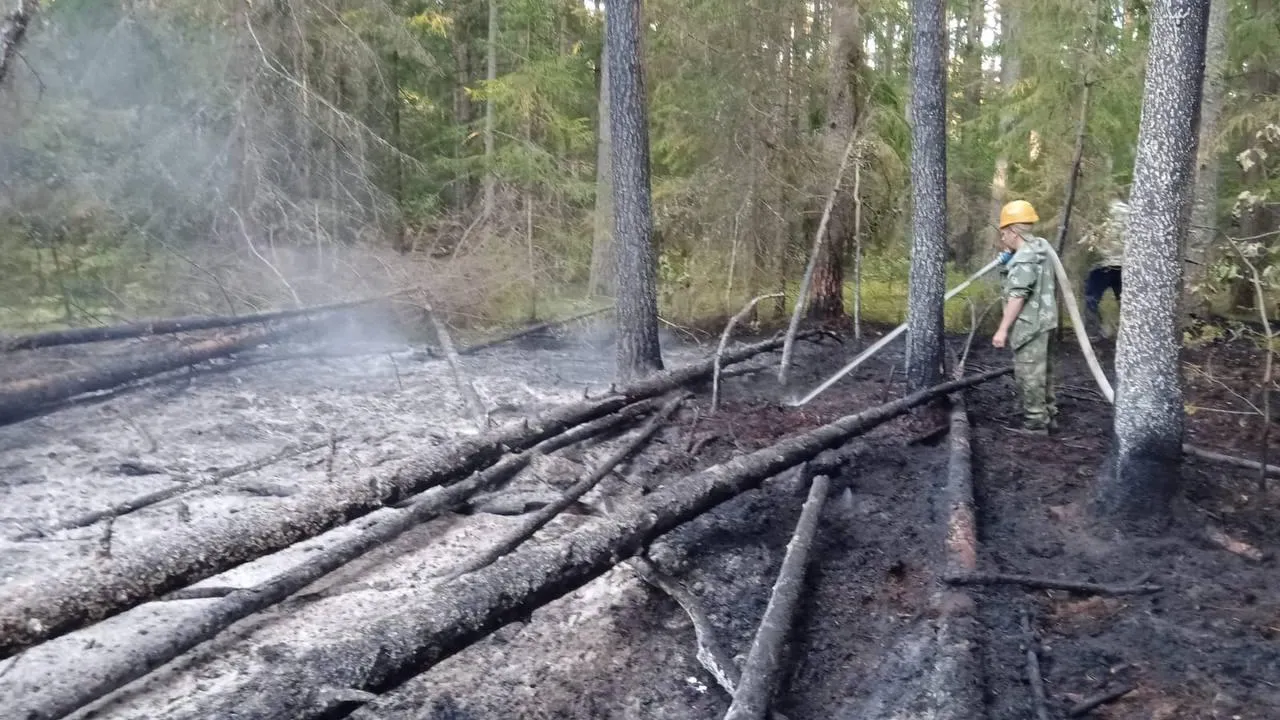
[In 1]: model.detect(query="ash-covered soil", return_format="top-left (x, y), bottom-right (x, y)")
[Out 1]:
top-left (1, 318), bottom-right (1277, 720)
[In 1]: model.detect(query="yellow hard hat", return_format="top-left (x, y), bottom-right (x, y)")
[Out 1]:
top-left (999, 200), bottom-right (1039, 228)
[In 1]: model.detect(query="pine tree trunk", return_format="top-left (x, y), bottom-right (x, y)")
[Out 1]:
top-left (452, 20), bottom-right (473, 214)
top-left (953, 0), bottom-right (986, 268)
top-left (482, 0), bottom-right (499, 218)
top-left (1184, 0), bottom-right (1228, 315)
top-left (809, 1), bottom-right (862, 320)
top-left (589, 23), bottom-right (614, 298)
top-left (606, 0), bottom-right (663, 381)
top-left (987, 1), bottom-right (1020, 242)
top-left (905, 0), bottom-right (949, 391)
top-left (1096, 0), bottom-right (1209, 527)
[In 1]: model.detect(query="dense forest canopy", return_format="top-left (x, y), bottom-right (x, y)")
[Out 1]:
top-left (0, 0), bottom-right (1275, 334)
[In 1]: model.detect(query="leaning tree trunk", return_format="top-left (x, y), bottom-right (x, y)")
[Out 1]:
top-left (589, 22), bottom-right (615, 298)
top-left (1096, 0), bottom-right (1209, 527)
top-left (1184, 0), bottom-right (1229, 315)
top-left (905, 0), bottom-right (949, 391)
top-left (606, 0), bottom-right (663, 381)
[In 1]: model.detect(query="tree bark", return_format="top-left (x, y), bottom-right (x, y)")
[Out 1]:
top-left (905, 0), bottom-right (950, 391)
top-left (0, 0), bottom-right (38, 86)
top-left (1183, 0), bottom-right (1228, 313)
top-left (0, 336), bottom-right (795, 658)
top-left (606, 0), bottom-right (663, 381)
top-left (589, 22), bottom-right (615, 297)
top-left (987, 1), bottom-right (1020, 245)
top-left (0, 324), bottom-right (307, 426)
top-left (809, 1), bottom-right (862, 320)
top-left (1096, 0), bottom-right (1209, 526)
top-left (481, 0), bottom-right (499, 217)
top-left (122, 368), bottom-right (1012, 720)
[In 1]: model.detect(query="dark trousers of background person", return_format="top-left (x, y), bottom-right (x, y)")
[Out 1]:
top-left (1084, 265), bottom-right (1122, 337)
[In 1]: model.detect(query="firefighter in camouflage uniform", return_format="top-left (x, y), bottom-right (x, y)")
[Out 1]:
top-left (992, 200), bottom-right (1058, 436)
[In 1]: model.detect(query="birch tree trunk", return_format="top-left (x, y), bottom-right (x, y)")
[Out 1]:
top-left (589, 24), bottom-right (615, 298)
top-left (1096, 0), bottom-right (1209, 526)
top-left (606, 0), bottom-right (663, 381)
top-left (1184, 0), bottom-right (1228, 315)
top-left (905, 0), bottom-right (950, 391)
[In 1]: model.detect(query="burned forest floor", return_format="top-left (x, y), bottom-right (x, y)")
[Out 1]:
top-left (0, 316), bottom-right (1277, 720)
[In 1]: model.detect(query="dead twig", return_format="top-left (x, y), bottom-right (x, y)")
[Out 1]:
top-left (14, 439), bottom-right (334, 540)
top-left (1204, 525), bottom-right (1265, 562)
top-left (1022, 608), bottom-right (1052, 720)
top-left (443, 393), bottom-right (688, 579)
top-left (421, 298), bottom-right (488, 430)
top-left (1067, 683), bottom-right (1135, 717)
top-left (713, 294), bottom-right (784, 412)
top-left (628, 557), bottom-right (740, 695)
top-left (943, 572), bottom-right (1161, 595)
top-left (1223, 234), bottom-right (1275, 492)
top-left (1183, 443), bottom-right (1280, 478)
top-left (724, 473), bottom-right (830, 720)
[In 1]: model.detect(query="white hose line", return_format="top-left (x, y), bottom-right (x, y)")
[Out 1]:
top-left (1044, 245), bottom-right (1116, 403)
top-left (791, 258), bottom-right (1002, 406)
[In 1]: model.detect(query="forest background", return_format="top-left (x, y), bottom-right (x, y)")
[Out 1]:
top-left (0, 0), bottom-right (1276, 341)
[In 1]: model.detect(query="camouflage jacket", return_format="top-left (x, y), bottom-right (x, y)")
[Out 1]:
top-left (1078, 203), bottom-right (1128, 268)
top-left (1001, 234), bottom-right (1058, 349)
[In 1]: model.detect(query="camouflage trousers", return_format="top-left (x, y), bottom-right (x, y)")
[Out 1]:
top-left (1012, 331), bottom-right (1057, 429)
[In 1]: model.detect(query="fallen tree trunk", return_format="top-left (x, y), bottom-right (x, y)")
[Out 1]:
top-left (0, 324), bottom-right (307, 426)
top-left (0, 297), bottom-right (380, 352)
top-left (460, 306), bottom-right (613, 355)
top-left (443, 393), bottom-right (688, 579)
top-left (0, 333), bottom-right (806, 659)
top-left (136, 366), bottom-right (1011, 720)
top-left (724, 473), bottom-right (829, 720)
top-left (10, 402), bottom-right (658, 720)
top-left (1183, 443), bottom-right (1280, 478)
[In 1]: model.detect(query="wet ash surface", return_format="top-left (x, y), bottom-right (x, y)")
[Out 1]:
top-left (0, 320), bottom-right (1276, 720)
top-left (968, 339), bottom-right (1280, 720)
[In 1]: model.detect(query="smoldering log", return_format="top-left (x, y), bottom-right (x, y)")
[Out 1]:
top-left (0, 333), bottom-right (807, 659)
top-left (0, 324), bottom-right (306, 426)
top-left (0, 297), bottom-right (380, 352)
top-left (128, 367), bottom-right (1011, 720)
top-left (12, 403), bottom-right (657, 720)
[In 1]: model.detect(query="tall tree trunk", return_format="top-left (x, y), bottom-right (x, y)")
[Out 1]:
top-left (482, 0), bottom-right (499, 218)
top-left (987, 1), bottom-right (1020, 246)
top-left (606, 0), bottom-right (663, 381)
top-left (1184, 0), bottom-right (1228, 316)
top-left (452, 18), bottom-right (474, 214)
top-left (953, 0), bottom-right (986, 268)
top-left (589, 24), bottom-right (615, 297)
top-left (809, 1), bottom-right (862, 320)
top-left (1096, 0), bottom-right (1209, 527)
top-left (905, 0), bottom-right (950, 391)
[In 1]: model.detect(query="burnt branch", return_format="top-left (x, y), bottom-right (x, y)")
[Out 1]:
top-left (943, 572), bottom-right (1162, 595)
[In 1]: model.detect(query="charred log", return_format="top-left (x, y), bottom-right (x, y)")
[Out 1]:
top-left (0, 333), bottom-right (807, 659)
top-left (0, 324), bottom-right (307, 426)
top-left (112, 366), bottom-right (1011, 720)
top-left (0, 298), bottom-right (379, 352)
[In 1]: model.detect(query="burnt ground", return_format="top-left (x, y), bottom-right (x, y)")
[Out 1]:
top-left (0, 318), bottom-right (1276, 720)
